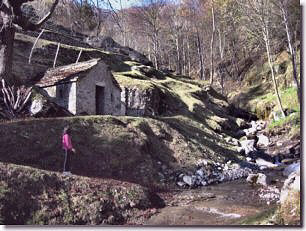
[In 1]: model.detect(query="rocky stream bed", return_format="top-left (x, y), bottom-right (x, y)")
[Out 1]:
top-left (135, 119), bottom-right (301, 225)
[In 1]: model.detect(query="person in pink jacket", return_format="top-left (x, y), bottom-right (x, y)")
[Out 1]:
top-left (62, 126), bottom-right (75, 176)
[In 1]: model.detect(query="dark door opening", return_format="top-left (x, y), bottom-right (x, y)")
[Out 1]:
top-left (96, 85), bottom-right (105, 115)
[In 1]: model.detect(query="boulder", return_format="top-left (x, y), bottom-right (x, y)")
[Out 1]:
top-left (279, 170), bottom-right (300, 225)
top-left (30, 98), bottom-right (44, 115)
top-left (255, 158), bottom-right (278, 168)
top-left (182, 175), bottom-right (193, 187)
top-left (29, 91), bottom-right (73, 118)
top-left (86, 36), bottom-right (121, 49)
top-left (243, 127), bottom-right (257, 136)
top-left (122, 48), bottom-right (152, 66)
top-left (246, 173), bottom-right (270, 186)
top-left (246, 173), bottom-right (258, 184)
top-left (86, 36), bottom-right (152, 66)
top-left (195, 168), bottom-right (204, 178)
top-left (257, 134), bottom-right (270, 147)
top-left (240, 139), bottom-right (256, 155)
top-left (255, 120), bottom-right (266, 130)
top-left (131, 65), bottom-right (165, 79)
top-left (256, 173), bottom-right (271, 186)
top-left (176, 181), bottom-right (185, 187)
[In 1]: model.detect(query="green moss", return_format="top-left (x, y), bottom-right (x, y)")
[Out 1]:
top-left (113, 73), bottom-right (155, 90)
top-left (124, 61), bottom-right (141, 66)
top-left (268, 112), bottom-right (300, 131)
top-left (238, 207), bottom-right (277, 225)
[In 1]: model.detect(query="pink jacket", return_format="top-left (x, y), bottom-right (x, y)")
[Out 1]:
top-left (62, 134), bottom-right (73, 150)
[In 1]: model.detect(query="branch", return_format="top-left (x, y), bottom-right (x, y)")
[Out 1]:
top-left (28, 29), bottom-right (45, 64)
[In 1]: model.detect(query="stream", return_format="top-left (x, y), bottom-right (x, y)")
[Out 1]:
top-left (144, 119), bottom-right (298, 225)
top-left (145, 170), bottom-right (286, 225)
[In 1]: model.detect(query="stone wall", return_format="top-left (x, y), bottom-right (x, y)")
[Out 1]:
top-left (42, 82), bottom-right (77, 114)
top-left (76, 62), bottom-right (122, 115)
top-left (121, 86), bottom-right (161, 116)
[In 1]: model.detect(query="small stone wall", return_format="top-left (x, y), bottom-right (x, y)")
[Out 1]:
top-left (42, 82), bottom-right (77, 114)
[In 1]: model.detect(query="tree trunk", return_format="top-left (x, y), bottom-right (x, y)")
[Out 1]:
top-left (176, 35), bottom-right (182, 74)
top-left (210, 2), bottom-right (216, 86)
top-left (187, 36), bottom-right (191, 76)
top-left (182, 38), bottom-right (186, 75)
top-left (196, 30), bottom-right (204, 80)
top-left (264, 31), bottom-right (286, 118)
top-left (218, 28), bottom-right (225, 95)
top-left (281, 6), bottom-right (301, 104)
top-left (0, 14), bottom-right (16, 85)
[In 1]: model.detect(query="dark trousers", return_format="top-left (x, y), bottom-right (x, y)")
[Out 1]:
top-left (63, 149), bottom-right (72, 172)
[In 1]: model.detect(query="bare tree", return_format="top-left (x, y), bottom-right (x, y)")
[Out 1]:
top-left (0, 0), bottom-right (59, 85)
top-left (273, 0), bottom-right (300, 104)
top-left (239, 0), bottom-right (286, 117)
top-left (132, 0), bottom-right (166, 69)
top-left (210, 0), bottom-right (216, 85)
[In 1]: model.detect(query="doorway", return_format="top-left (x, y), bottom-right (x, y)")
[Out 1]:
top-left (96, 85), bottom-right (105, 115)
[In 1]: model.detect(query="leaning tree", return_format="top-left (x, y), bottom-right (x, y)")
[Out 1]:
top-left (0, 0), bottom-right (59, 85)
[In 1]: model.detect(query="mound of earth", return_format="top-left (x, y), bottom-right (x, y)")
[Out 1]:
top-left (0, 162), bottom-right (160, 225)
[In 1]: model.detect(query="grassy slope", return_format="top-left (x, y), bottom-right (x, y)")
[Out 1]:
top-left (0, 162), bottom-right (154, 225)
top-left (229, 49), bottom-right (300, 138)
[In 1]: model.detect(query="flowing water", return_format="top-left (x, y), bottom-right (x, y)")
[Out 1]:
top-left (145, 169), bottom-right (285, 225)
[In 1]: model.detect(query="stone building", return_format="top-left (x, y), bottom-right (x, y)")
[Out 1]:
top-left (36, 58), bottom-right (122, 115)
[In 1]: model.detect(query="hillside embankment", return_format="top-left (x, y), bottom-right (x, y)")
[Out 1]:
top-left (0, 24), bottom-right (300, 225)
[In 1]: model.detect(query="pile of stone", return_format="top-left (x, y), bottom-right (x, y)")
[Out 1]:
top-left (176, 160), bottom-right (253, 188)
top-left (236, 120), bottom-right (270, 156)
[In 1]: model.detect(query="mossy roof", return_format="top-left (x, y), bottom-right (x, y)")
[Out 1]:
top-left (36, 58), bottom-right (121, 90)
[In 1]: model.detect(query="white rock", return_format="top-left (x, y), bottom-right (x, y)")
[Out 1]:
top-left (256, 173), bottom-right (270, 186)
top-left (259, 166), bottom-right (268, 170)
top-left (246, 174), bottom-right (258, 184)
top-left (283, 162), bottom-right (300, 177)
top-left (183, 175), bottom-right (193, 186)
top-left (280, 171), bottom-right (300, 204)
top-left (240, 139), bottom-right (257, 155)
top-left (177, 181), bottom-right (185, 187)
top-left (196, 169), bottom-right (204, 178)
top-left (232, 139), bottom-right (239, 146)
top-left (237, 147), bottom-right (244, 153)
top-left (201, 180), bottom-right (207, 186)
top-left (231, 163), bottom-right (240, 169)
top-left (276, 141), bottom-right (283, 147)
top-left (247, 173), bottom-right (270, 186)
top-left (225, 137), bottom-right (232, 143)
top-left (257, 134), bottom-right (270, 146)
top-left (250, 120), bottom-right (256, 128)
top-left (292, 175), bottom-right (300, 191)
top-left (256, 158), bottom-right (277, 168)
top-left (30, 98), bottom-right (43, 115)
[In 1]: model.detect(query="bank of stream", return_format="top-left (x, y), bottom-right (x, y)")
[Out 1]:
top-left (141, 118), bottom-right (300, 226)
top-left (144, 168), bottom-right (286, 225)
